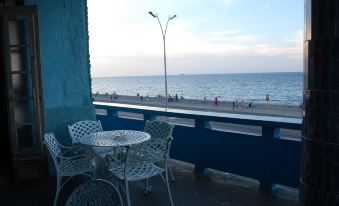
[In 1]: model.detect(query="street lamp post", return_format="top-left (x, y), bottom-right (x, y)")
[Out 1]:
top-left (149, 11), bottom-right (177, 110)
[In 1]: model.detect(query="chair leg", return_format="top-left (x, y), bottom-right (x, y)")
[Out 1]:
top-left (168, 162), bottom-right (175, 182)
top-left (92, 170), bottom-right (96, 179)
top-left (144, 178), bottom-right (149, 194)
top-left (165, 169), bottom-right (174, 206)
top-left (125, 179), bottom-right (131, 206)
top-left (53, 175), bottom-right (62, 206)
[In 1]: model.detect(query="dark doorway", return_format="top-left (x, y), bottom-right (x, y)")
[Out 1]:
top-left (0, 18), bottom-right (13, 184)
top-left (0, 6), bottom-right (46, 184)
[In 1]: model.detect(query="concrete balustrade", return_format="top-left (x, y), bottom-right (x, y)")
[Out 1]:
top-left (94, 101), bottom-right (301, 191)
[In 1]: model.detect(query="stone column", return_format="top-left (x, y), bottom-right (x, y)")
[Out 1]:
top-left (301, 0), bottom-right (339, 205)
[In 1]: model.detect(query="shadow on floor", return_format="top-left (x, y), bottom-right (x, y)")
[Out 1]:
top-left (0, 161), bottom-right (298, 206)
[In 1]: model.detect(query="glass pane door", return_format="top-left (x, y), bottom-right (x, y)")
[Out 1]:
top-left (1, 6), bottom-right (46, 182)
top-left (1, 7), bottom-right (44, 159)
top-left (7, 17), bottom-right (38, 152)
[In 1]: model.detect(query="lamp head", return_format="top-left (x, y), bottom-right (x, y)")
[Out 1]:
top-left (149, 11), bottom-right (157, 18)
top-left (169, 15), bottom-right (177, 20)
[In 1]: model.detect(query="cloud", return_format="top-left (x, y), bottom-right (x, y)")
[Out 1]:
top-left (208, 30), bottom-right (241, 36)
top-left (88, 0), bottom-right (303, 77)
top-left (218, 0), bottom-right (239, 6)
top-left (89, 21), bottom-right (302, 77)
top-left (90, 52), bottom-right (302, 77)
top-left (89, 21), bottom-right (301, 58)
top-left (207, 31), bottom-right (262, 44)
top-left (284, 30), bottom-right (303, 46)
top-left (264, 1), bottom-right (271, 8)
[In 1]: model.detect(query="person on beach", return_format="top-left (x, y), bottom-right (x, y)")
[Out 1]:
top-left (265, 94), bottom-right (270, 108)
top-left (180, 96), bottom-right (184, 99)
top-left (266, 94), bottom-right (270, 103)
top-left (232, 101), bottom-right (235, 110)
top-left (175, 94), bottom-right (178, 102)
top-left (140, 96), bottom-right (143, 102)
top-left (214, 97), bottom-right (219, 106)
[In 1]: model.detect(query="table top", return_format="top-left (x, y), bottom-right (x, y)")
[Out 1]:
top-left (78, 130), bottom-right (151, 147)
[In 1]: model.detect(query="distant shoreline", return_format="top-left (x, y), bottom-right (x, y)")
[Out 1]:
top-left (92, 93), bottom-right (302, 118)
top-left (92, 71), bottom-right (302, 79)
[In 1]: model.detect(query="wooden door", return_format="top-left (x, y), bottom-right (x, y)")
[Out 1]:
top-left (0, 6), bottom-right (46, 183)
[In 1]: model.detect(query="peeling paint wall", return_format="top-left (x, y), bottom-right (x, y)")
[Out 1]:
top-left (24, 0), bottom-right (95, 144)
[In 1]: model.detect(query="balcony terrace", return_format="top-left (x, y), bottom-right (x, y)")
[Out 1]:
top-left (0, 101), bottom-right (301, 205)
top-left (93, 101), bottom-right (300, 205)
top-left (0, 160), bottom-right (298, 206)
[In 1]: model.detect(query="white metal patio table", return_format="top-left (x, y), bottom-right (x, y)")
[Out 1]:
top-left (78, 130), bottom-right (151, 148)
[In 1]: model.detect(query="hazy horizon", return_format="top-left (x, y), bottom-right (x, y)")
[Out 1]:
top-left (92, 71), bottom-right (302, 78)
top-left (88, 0), bottom-right (303, 78)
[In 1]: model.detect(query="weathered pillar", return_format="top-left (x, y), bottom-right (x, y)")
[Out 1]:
top-left (301, 0), bottom-right (339, 205)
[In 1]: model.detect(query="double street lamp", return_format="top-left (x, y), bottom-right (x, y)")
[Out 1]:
top-left (149, 11), bottom-right (177, 110)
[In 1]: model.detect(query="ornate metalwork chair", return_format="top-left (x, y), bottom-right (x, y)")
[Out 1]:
top-left (65, 179), bottom-right (123, 206)
top-left (68, 120), bottom-right (113, 157)
top-left (43, 133), bottom-right (95, 206)
top-left (106, 136), bottom-right (174, 206)
top-left (144, 120), bottom-right (175, 181)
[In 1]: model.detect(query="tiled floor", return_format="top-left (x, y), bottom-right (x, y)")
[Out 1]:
top-left (0, 161), bottom-right (298, 206)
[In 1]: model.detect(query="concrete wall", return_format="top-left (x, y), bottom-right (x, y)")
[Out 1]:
top-left (25, 0), bottom-right (95, 144)
top-left (96, 103), bottom-right (301, 190)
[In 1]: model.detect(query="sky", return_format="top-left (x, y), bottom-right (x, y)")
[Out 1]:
top-left (87, 0), bottom-right (304, 77)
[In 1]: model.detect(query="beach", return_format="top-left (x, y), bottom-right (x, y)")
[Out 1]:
top-left (93, 93), bottom-right (302, 118)
top-left (93, 93), bottom-right (302, 139)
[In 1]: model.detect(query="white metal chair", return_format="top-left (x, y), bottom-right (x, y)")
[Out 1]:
top-left (65, 179), bottom-right (123, 206)
top-left (106, 136), bottom-right (174, 206)
top-left (144, 120), bottom-right (175, 182)
top-left (43, 133), bottom-right (95, 206)
top-left (68, 120), bottom-right (113, 157)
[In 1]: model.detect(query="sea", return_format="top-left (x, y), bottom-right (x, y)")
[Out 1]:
top-left (92, 72), bottom-right (303, 106)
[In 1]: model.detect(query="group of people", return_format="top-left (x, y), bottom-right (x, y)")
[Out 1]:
top-left (168, 94), bottom-right (180, 102)
top-left (232, 100), bottom-right (253, 110)
top-left (111, 92), bottom-right (118, 100)
top-left (137, 93), bottom-right (149, 102)
top-left (205, 96), bottom-right (255, 110)
top-left (96, 92), bottom-right (275, 110)
top-left (136, 93), bottom-right (184, 103)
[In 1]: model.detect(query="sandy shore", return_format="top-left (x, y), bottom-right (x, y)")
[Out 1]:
top-left (93, 94), bottom-right (301, 139)
top-left (93, 93), bottom-right (302, 118)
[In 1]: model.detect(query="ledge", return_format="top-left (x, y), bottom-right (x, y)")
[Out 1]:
top-left (94, 101), bottom-right (301, 130)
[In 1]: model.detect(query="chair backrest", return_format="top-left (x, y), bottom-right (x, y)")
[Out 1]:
top-left (44, 133), bottom-right (62, 156)
top-left (143, 120), bottom-right (174, 139)
top-left (43, 133), bottom-right (63, 170)
top-left (65, 179), bottom-right (123, 206)
top-left (125, 137), bottom-right (172, 166)
top-left (68, 120), bottom-right (103, 144)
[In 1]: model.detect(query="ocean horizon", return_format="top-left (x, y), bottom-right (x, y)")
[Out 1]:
top-left (92, 72), bottom-right (303, 105)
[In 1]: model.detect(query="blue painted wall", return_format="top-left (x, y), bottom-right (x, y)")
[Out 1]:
top-left (96, 103), bottom-right (301, 190)
top-left (24, 0), bottom-right (95, 144)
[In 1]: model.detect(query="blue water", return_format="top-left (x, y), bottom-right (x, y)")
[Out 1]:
top-left (92, 72), bottom-right (303, 105)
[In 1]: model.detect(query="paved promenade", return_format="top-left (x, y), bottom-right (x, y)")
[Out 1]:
top-left (93, 94), bottom-right (302, 118)
top-left (93, 94), bottom-right (302, 139)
